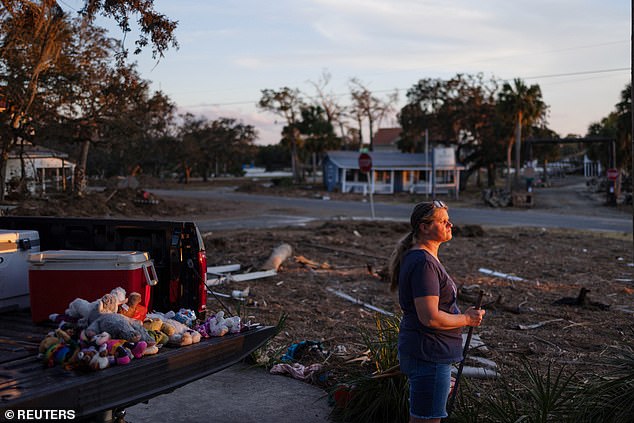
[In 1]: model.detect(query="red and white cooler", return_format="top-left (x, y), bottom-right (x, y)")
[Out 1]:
top-left (28, 250), bottom-right (158, 323)
top-left (0, 229), bottom-right (40, 311)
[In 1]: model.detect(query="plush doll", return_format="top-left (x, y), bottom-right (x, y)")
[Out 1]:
top-left (196, 311), bottom-right (241, 338)
top-left (146, 312), bottom-right (201, 346)
top-left (93, 332), bottom-right (147, 365)
top-left (109, 287), bottom-right (127, 308)
top-left (59, 287), bottom-right (128, 327)
top-left (77, 347), bottom-right (109, 371)
top-left (40, 328), bottom-right (79, 368)
top-left (86, 313), bottom-right (154, 344)
top-left (90, 347), bottom-right (110, 369)
top-left (171, 309), bottom-right (197, 327)
top-left (39, 332), bottom-right (62, 358)
top-left (142, 318), bottom-right (169, 347)
top-left (119, 292), bottom-right (147, 321)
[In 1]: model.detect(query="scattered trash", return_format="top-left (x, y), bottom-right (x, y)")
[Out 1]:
top-left (326, 287), bottom-right (394, 316)
top-left (353, 230), bottom-right (361, 237)
top-left (295, 255), bottom-right (330, 269)
top-left (306, 243), bottom-right (385, 260)
top-left (281, 340), bottom-right (325, 362)
top-left (517, 318), bottom-right (564, 330)
top-left (468, 356), bottom-right (497, 370)
top-left (207, 264), bottom-right (241, 275)
top-left (452, 366), bottom-right (498, 379)
top-left (231, 287), bottom-right (250, 300)
top-left (478, 268), bottom-right (526, 282)
top-left (207, 269), bottom-right (277, 286)
top-left (462, 333), bottom-right (488, 353)
top-left (270, 362), bottom-right (325, 383)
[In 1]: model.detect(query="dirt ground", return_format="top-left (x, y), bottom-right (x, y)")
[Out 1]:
top-left (3, 177), bottom-right (634, 388)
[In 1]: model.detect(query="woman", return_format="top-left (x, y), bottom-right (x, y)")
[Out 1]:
top-left (388, 200), bottom-right (485, 423)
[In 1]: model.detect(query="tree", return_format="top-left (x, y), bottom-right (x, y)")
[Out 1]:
top-left (296, 104), bottom-right (339, 180)
top-left (399, 74), bottom-right (503, 188)
top-left (348, 78), bottom-right (398, 151)
top-left (178, 114), bottom-right (257, 180)
top-left (258, 87), bottom-right (305, 183)
top-left (0, 0), bottom-right (70, 199)
top-left (205, 117), bottom-right (257, 178)
top-left (57, 20), bottom-right (128, 195)
top-left (307, 70), bottom-right (347, 140)
top-left (0, 0), bottom-right (178, 198)
top-left (497, 78), bottom-right (548, 189)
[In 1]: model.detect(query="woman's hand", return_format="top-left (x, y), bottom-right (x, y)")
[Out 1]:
top-left (463, 307), bottom-right (485, 327)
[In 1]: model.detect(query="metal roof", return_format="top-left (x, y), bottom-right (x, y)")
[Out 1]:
top-left (326, 150), bottom-right (463, 170)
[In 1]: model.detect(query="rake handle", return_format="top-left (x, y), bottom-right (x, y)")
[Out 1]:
top-left (446, 289), bottom-right (484, 416)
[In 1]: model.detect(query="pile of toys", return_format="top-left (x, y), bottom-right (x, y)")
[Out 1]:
top-left (39, 287), bottom-right (242, 371)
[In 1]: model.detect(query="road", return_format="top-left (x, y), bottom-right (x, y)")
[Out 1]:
top-left (149, 188), bottom-right (632, 234)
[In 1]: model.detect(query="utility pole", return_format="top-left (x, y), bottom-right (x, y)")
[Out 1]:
top-left (631, 0), bottom-right (633, 260)
top-left (425, 129), bottom-right (429, 199)
top-left (514, 113), bottom-right (522, 189)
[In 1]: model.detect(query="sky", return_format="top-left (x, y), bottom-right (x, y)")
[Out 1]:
top-left (64, 0), bottom-right (630, 145)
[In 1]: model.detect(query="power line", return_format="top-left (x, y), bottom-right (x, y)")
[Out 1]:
top-left (181, 67), bottom-right (630, 109)
top-left (513, 67), bottom-right (630, 81)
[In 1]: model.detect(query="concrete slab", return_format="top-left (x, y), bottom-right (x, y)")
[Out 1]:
top-left (124, 362), bottom-right (332, 422)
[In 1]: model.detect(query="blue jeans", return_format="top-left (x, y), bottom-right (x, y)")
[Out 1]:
top-left (399, 353), bottom-right (452, 419)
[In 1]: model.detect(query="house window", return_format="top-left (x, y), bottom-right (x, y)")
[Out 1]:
top-left (375, 170), bottom-right (391, 183)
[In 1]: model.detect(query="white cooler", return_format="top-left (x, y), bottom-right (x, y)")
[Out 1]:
top-left (0, 229), bottom-right (40, 310)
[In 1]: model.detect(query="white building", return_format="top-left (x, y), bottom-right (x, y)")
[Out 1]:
top-left (322, 148), bottom-right (464, 199)
top-left (4, 143), bottom-right (75, 195)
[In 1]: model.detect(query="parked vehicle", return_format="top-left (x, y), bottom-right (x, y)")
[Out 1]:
top-left (0, 216), bottom-right (275, 422)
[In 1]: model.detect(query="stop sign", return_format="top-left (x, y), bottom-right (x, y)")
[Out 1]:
top-left (358, 153), bottom-right (372, 173)
top-left (606, 168), bottom-right (618, 181)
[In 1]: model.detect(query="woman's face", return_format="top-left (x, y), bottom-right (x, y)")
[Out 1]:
top-left (420, 208), bottom-right (453, 242)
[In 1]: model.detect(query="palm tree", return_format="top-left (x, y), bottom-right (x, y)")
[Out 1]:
top-left (497, 79), bottom-right (548, 189)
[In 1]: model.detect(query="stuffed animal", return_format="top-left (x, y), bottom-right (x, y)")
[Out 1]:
top-left (146, 312), bottom-right (201, 346)
top-left (142, 318), bottom-right (170, 347)
top-left (39, 331), bottom-right (62, 358)
top-left (195, 311), bottom-right (241, 338)
top-left (86, 313), bottom-right (154, 344)
top-left (109, 287), bottom-right (127, 308)
top-left (40, 328), bottom-right (79, 368)
top-left (119, 292), bottom-right (148, 321)
top-left (171, 309), bottom-right (197, 327)
top-left (93, 332), bottom-right (147, 365)
top-left (77, 346), bottom-right (109, 370)
top-left (59, 287), bottom-right (128, 327)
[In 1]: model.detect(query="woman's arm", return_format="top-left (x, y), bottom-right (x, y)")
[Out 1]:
top-left (414, 296), bottom-right (484, 330)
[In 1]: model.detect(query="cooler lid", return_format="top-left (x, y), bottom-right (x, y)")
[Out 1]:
top-left (28, 250), bottom-right (150, 264)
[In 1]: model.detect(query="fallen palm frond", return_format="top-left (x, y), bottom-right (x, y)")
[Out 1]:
top-left (329, 313), bottom-right (408, 423)
top-left (571, 342), bottom-right (634, 422)
top-left (248, 312), bottom-right (288, 367)
top-left (449, 347), bottom-right (634, 423)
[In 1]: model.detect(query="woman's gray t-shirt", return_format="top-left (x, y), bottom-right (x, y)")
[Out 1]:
top-left (398, 249), bottom-right (463, 363)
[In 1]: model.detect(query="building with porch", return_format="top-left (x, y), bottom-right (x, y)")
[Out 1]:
top-left (322, 148), bottom-right (464, 198)
top-left (4, 143), bottom-right (75, 195)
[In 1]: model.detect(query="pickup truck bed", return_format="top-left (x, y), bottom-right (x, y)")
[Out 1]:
top-left (0, 216), bottom-right (277, 420)
top-left (0, 310), bottom-right (276, 420)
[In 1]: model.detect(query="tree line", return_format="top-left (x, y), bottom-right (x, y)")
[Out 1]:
top-left (1, 1), bottom-right (630, 200)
